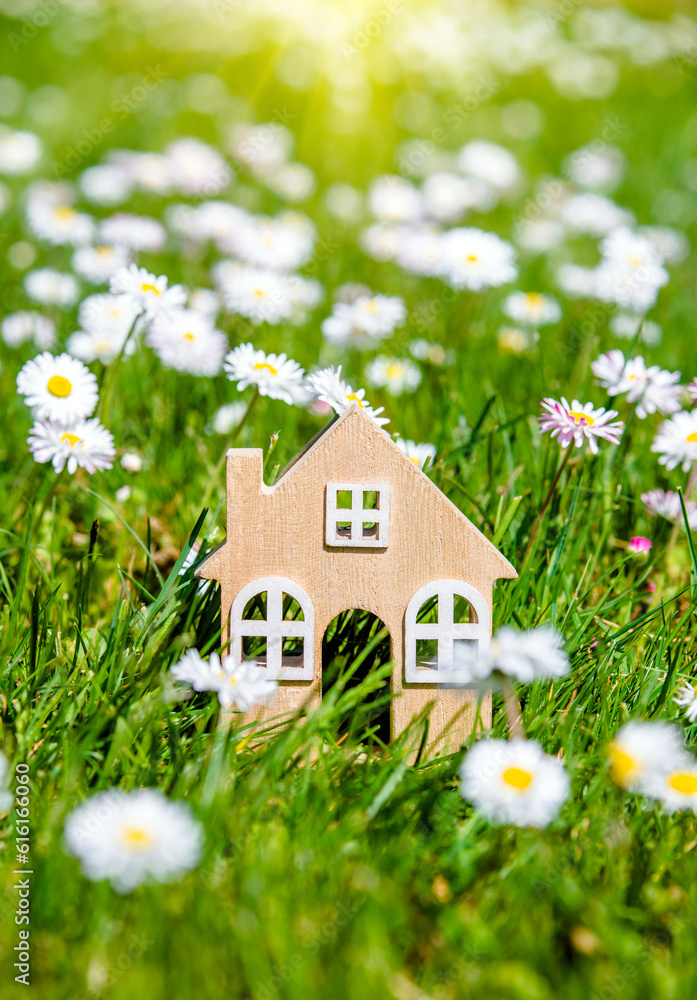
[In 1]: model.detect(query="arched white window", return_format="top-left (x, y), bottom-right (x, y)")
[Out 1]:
top-left (404, 580), bottom-right (490, 683)
top-left (230, 577), bottom-right (314, 680)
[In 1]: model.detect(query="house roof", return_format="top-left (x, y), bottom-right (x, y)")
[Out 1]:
top-left (197, 404), bottom-right (517, 582)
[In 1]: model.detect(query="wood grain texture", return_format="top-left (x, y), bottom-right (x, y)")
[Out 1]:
top-left (196, 405), bottom-right (516, 757)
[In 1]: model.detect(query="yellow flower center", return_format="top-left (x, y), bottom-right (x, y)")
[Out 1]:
top-left (629, 255), bottom-right (642, 268)
top-left (502, 766), bottom-right (533, 790)
top-left (386, 362), bottom-right (403, 379)
top-left (120, 826), bottom-right (154, 850)
top-left (687, 432), bottom-right (697, 444)
top-left (668, 772), bottom-right (697, 795)
top-left (55, 206), bottom-right (76, 221)
top-left (182, 332), bottom-right (196, 342)
top-left (362, 299), bottom-right (379, 314)
top-left (568, 410), bottom-right (594, 427)
top-left (346, 393), bottom-right (365, 407)
top-left (60, 432), bottom-right (81, 447)
top-left (47, 374), bottom-right (72, 397)
top-left (252, 288), bottom-right (265, 298)
top-left (609, 746), bottom-right (637, 785)
top-left (466, 254), bottom-right (478, 263)
top-left (254, 362), bottom-right (278, 376)
top-left (141, 283), bottom-right (161, 295)
top-left (96, 245), bottom-right (113, 257)
top-left (525, 293), bottom-right (543, 306)
top-left (410, 456), bottom-right (420, 464)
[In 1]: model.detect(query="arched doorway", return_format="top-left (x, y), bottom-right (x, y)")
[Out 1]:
top-left (322, 610), bottom-right (392, 744)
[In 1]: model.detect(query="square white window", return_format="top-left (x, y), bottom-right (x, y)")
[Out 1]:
top-left (325, 484), bottom-right (390, 548)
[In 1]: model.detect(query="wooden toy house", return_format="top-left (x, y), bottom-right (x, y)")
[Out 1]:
top-left (196, 404), bottom-right (517, 752)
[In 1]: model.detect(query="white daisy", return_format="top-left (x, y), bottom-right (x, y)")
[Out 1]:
top-left (177, 201), bottom-right (250, 247)
top-left (284, 273), bottom-right (324, 324)
top-left (147, 310), bottom-right (228, 377)
top-left (171, 648), bottom-right (278, 711)
top-left (563, 144), bottom-right (625, 191)
top-left (422, 172), bottom-right (490, 223)
top-left (555, 263), bottom-right (600, 299)
top-left (453, 626), bottom-right (569, 686)
top-left (365, 356), bottom-right (422, 396)
top-left (222, 212), bottom-right (315, 272)
top-left (78, 163), bottom-right (133, 206)
top-left (79, 292), bottom-right (141, 336)
top-left (0, 129), bottom-right (42, 174)
top-left (608, 720), bottom-right (685, 792)
top-left (503, 292), bottom-right (561, 327)
top-left (514, 218), bottom-right (565, 255)
top-left (1, 310), bottom-right (56, 349)
top-left (28, 417), bottom-right (115, 475)
top-left (408, 339), bottom-right (454, 366)
top-left (112, 150), bottom-right (173, 195)
top-left (224, 343), bottom-right (305, 404)
top-left (642, 760), bottom-right (697, 813)
top-left (459, 739), bottom-right (569, 829)
top-left (67, 328), bottom-right (136, 365)
top-left (396, 438), bottom-right (436, 470)
top-left (591, 350), bottom-right (682, 419)
top-left (72, 244), bottom-right (131, 285)
top-left (206, 401), bottom-right (248, 436)
top-left (498, 326), bottom-right (534, 355)
top-left (109, 264), bottom-right (186, 319)
top-left (441, 228), bottom-right (518, 291)
top-left (559, 193), bottom-right (634, 236)
top-left (24, 268), bottom-right (79, 307)
top-left (306, 365), bottom-right (389, 427)
top-left (266, 161), bottom-right (316, 202)
top-left (594, 262), bottom-right (665, 314)
top-left (674, 682), bottom-right (697, 723)
top-left (27, 200), bottom-right (95, 246)
top-left (17, 352), bottom-right (98, 422)
top-left (368, 175), bottom-right (422, 224)
top-left (121, 453), bottom-right (143, 473)
top-left (100, 213), bottom-right (166, 253)
top-left (164, 137), bottom-right (231, 196)
top-left (457, 140), bottom-right (521, 193)
top-left (641, 489), bottom-right (697, 529)
top-left (64, 788), bottom-right (203, 893)
top-left (228, 121), bottom-right (293, 175)
top-left (216, 263), bottom-right (296, 325)
top-left (324, 182), bottom-right (363, 222)
top-left (652, 410), bottom-right (697, 472)
top-left (395, 227), bottom-right (446, 277)
top-left (322, 294), bottom-right (406, 348)
top-left (360, 222), bottom-right (403, 262)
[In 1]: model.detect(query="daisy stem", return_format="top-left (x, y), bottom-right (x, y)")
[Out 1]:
top-left (501, 678), bottom-right (523, 739)
top-left (522, 446), bottom-right (572, 566)
top-left (34, 470), bottom-right (60, 537)
top-left (200, 387), bottom-right (260, 511)
top-left (97, 310), bottom-right (143, 425)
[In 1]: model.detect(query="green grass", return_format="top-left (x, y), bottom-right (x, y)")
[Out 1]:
top-left (3, 1), bottom-right (697, 997)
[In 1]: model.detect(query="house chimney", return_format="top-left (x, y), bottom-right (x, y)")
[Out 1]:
top-left (225, 449), bottom-right (264, 493)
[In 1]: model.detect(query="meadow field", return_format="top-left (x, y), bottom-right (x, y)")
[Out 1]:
top-left (2, 0), bottom-right (697, 997)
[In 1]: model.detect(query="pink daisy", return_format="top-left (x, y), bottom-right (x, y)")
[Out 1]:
top-left (539, 397), bottom-right (624, 453)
